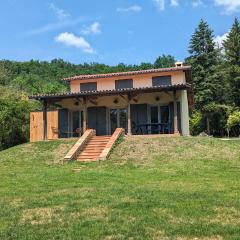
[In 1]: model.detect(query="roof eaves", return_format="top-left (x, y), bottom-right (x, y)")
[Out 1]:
top-left (29, 83), bottom-right (191, 100)
top-left (63, 66), bottom-right (192, 82)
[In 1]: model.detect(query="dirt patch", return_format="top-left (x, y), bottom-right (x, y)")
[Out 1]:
top-left (205, 206), bottom-right (240, 226)
top-left (20, 206), bottom-right (64, 225)
top-left (176, 236), bottom-right (223, 240)
top-left (82, 207), bottom-right (109, 221)
top-left (120, 196), bottom-right (138, 203)
top-left (53, 143), bottom-right (73, 164)
top-left (146, 227), bottom-right (168, 239)
top-left (10, 198), bottom-right (25, 208)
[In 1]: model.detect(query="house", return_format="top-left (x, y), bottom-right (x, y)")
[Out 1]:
top-left (29, 62), bottom-right (193, 142)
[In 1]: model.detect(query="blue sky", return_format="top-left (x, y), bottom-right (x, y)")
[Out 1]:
top-left (0, 0), bottom-right (239, 65)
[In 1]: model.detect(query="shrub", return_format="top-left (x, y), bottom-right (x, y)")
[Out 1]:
top-left (189, 110), bottom-right (203, 135)
top-left (0, 86), bottom-right (33, 150)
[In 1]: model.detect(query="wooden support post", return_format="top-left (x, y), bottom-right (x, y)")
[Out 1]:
top-left (83, 97), bottom-right (87, 133)
top-left (173, 90), bottom-right (179, 134)
top-left (127, 93), bottom-right (132, 135)
top-left (43, 99), bottom-right (48, 140)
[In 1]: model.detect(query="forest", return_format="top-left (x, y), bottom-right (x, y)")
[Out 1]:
top-left (0, 18), bottom-right (239, 150)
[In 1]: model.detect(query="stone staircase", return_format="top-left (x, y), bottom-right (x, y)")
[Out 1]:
top-left (64, 128), bottom-right (124, 162)
top-left (77, 136), bottom-right (111, 162)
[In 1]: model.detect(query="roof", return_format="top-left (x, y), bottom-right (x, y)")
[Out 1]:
top-left (63, 66), bottom-right (191, 81)
top-left (29, 83), bottom-right (191, 101)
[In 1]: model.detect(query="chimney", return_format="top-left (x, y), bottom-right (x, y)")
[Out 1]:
top-left (175, 61), bottom-right (183, 67)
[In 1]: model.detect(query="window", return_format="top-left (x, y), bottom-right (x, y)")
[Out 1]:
top-left (152, 76), bottom-right (172, 86)
top-left (115, 79), bottom-right (133, 90)
top-left (80, 82), bottom-right (97, 91)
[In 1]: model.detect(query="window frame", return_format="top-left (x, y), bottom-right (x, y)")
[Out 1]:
top-left (152, 75), bottom-right (172, 86)
top-left (115, 79), bottom-right (133, 90)
top-left (80, 82), bottom-right (97, 92)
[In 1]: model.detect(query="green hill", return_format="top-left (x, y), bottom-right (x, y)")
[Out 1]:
top-left (0, 137), bottom-right (240, 239)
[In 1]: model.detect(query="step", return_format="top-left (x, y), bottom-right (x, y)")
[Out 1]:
top-left (77, 158), bottom-right (98, 162)
top-left (86, 144), bottom-right (108, 147)
top-left (91, 137), bottom-right (110, 140)
top-left (82, 149), bottom-right (104, 152)
top-left (77, 155), bottom-right (98, 159)
top-left (89, 139), bottom-right (110, 141)
top-left (80, 153), bottom-right (102, 156)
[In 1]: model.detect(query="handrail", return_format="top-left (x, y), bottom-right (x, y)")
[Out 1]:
top-left (99, 128), bottom-right (125, 161)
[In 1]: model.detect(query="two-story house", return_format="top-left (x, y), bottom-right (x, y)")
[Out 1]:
top-left (30, 62), bottom-right (192, 142)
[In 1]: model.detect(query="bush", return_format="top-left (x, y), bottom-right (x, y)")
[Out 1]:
top-left (0, 86), bottom-right (33, 150)
top-left (226, 110), bottom-right (240, 136)
top-left (189, 110), bottom-right (203, 136)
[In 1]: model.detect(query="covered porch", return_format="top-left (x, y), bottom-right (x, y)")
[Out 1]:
top-left (30, 84), bottom-right (190, 141)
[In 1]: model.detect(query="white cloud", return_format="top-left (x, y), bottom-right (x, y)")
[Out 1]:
top-left (214, 0), bottom-right (240, 14)
top-left (116, 4), bottom-right (142, 12)
top-left (214, 32), bottom-right (229, 47)
top-left (153, 0), bottom-right (165, 11)
top-left (192, 0), bottom-right (203, 7)
top-left (81, 22), bottom-right (101, 35)
top-left (171, 0), bottom-right (179, 7)
top-left (55, 32), bottom-right (94, 54)
top-left (48, 3), bottom-right (70, 21)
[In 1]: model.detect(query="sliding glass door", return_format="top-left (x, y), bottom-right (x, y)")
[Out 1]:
top-left (149, 105), bottom-right (170, 134)
top-left (110, 108), bottom-right (127, 134)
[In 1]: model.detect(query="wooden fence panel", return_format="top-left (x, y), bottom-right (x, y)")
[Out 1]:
top-left (30, 111), bottom-right (58, 142)
top-left (30, 112), bottom-right (43, 142)
top-left (47, 111), bottom-right (58, 140)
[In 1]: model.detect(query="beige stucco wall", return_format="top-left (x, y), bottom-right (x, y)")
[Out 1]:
top-left (70, 71), bottom-right (186, 93)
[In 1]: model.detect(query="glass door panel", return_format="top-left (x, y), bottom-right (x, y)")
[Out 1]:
top-left (150, 106), bottom-right (159, 134)
top-left (110, 109), bottom-right (118, 134)
top-left (119, 109), bottom-right (127, 132)
top-left (160, 106), bottom-right (170, 134)
top-left (160, 106), bottom-right (169, 123)
top-left (110, 108), bottom-right (127, 134)
top-left (72, 111), bottom-right (80, 137)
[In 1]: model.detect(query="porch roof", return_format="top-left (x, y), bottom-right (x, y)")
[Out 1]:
top-left (63, 66), bottom-right (191, 81)
top-left (29, 83), bottom-right (191, 101)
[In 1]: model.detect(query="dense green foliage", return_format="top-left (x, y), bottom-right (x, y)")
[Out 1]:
top-left (188, 18), bottom-right (240, 136)
top-left (223, 18), bottom-right (240, 107)
top-left (0, 86), bottom-right (34, 150)
top-left (1, 137), bottom-right (240, 239)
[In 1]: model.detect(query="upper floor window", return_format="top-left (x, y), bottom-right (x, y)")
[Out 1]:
top-left (80, 82), bottom-right (97, 92)
top-left (115, 79), bottom-right (133, 90)
top-left (152, 76), bottom-right (172, 86)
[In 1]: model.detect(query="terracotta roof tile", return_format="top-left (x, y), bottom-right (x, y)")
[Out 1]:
top-left (29, 83), bottom-right (191, 100)
top-left (63, 66), bottom-right (191, 81)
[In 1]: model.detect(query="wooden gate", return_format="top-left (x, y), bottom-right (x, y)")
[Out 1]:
top-left (30, 111), bottom-right (58, 142)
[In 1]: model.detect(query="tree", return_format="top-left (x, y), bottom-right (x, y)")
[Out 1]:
top-left (187, 19), bottom-right (226, 109)
top-left (223, 18), bottom-right (240, 106)
top-left (0, 86), bottom-right (32, 150)
top-left (0, 64), bottom-right (9, 85)
top-left (154, 55), bottom-right (175, 68)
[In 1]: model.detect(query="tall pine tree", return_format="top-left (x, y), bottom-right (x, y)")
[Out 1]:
top-left (187, 19), bottom-right (225, 109)
top-left (223, 18), bottom-right (240, 106)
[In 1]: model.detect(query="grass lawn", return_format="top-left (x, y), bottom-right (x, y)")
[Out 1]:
top-left (0, 137), bottom-right (240, 240)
